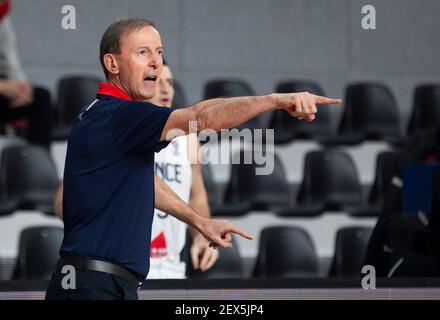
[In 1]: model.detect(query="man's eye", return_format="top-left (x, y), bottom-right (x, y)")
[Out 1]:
top-left (139, 50), bottom-right (146, 55)
top-left (158, 50), bottom-right (163, 56)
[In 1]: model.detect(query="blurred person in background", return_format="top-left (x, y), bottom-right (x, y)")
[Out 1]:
top-left (0, 0), bottom-right (52, 148)
top-left (147, 59), bottom-right (218, 279)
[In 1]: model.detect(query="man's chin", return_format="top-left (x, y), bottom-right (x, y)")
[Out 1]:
top-left (137, 89), bottom-right (156, 101)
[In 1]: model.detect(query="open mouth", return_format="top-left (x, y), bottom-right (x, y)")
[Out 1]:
top-left (143, 75), bottom-right (157, 83)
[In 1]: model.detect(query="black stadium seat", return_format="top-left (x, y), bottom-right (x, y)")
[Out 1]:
top-left (323, 83), bottom-right (402, 146)
top-left (12, 226), bottom-right (64, 280)
top-left (268, 81), bottom-right (333, 144)
top-left (407, 84), bottom-right (440, 136)
top-left (223, 149), bottom-right (290, 212)
top-left (276, 150), bottom-right (362, 217)
top-left (253, 226), bottom-right (319, 278)
top-left (0, 145), bottom-right (59, 215)
top-left (0, 138), bottom-right (28, 216)
top-left (204, 79), bottom-right (254, 101)
top-left (187, 235), bottom-right (243, 279)
top-left (204, 79), bottom-right (265, 131)
top-left (368, 151), bottom-right (400, 208)
top-left (0, 194), bottom-right (15, 217)
top-left (328, 226), bottom-right (373, 277)
top-left (200, 163), bottom-right (247, 216)
top-left (53, 76), bottom-right (101, 140)
top-left (340, 83), bottom-right (402, 143)
top-left (349, 151), bottom-right (400, 217)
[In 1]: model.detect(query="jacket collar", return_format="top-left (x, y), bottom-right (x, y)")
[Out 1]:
top-left (96, 82), bottom-right (132, 101)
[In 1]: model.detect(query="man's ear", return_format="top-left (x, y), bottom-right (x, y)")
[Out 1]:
top-left (103, 53), bottom-right (119, 76)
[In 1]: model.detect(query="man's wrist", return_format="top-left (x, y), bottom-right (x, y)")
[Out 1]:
top-left (192, 231), bottom-right (208, 243)
top-left (265, 93), bottom-right (279, 110)
top-left (192, 214), bottom-right (208, 236)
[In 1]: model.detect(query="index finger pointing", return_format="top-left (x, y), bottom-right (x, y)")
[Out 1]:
top-left (313, 95), bottom-right (342, 105)
top-left (229, 226), bottom-right (253, 240)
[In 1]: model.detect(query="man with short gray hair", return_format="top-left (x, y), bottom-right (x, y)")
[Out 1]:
top-left (46, 17), bottom-right (340, 300)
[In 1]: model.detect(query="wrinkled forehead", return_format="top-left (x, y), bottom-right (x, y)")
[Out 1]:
top-left (120, 25), bottom-right (162, 51)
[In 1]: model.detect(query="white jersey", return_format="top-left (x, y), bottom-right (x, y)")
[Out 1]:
top-left (148, 136), bottom-right (192, 279)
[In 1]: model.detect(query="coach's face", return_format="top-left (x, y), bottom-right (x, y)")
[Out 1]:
top-left (114, 26), bottom-right (163, 100)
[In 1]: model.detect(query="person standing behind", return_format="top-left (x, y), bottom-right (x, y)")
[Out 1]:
top-left (0, 0), bottom-right (52, 148)
top-left (148, 60), bottom-right (218, 279)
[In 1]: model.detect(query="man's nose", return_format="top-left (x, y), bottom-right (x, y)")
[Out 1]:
top-left (160, 85), bottom-right (169, 94)
top-left (149, 53), bottom-right (162, 69)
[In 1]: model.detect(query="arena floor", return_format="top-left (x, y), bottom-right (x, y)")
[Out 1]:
top-left (1, 278), bottom-right (440, 300)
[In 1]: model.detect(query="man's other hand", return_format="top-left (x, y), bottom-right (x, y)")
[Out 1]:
top-left (199, 218), bottom-right (252, 249)
top-left (1, 79), bottom-right (34, 108)
top-left (190, 233), bottom-right (220, 272)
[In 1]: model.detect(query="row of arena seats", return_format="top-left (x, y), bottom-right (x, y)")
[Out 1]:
top-left (0, 137), bottom-right (395, 218)
top-left (3, 225), bottom-right (372, 280)
top-left (50, 76), bottom-right (440, 145)
top-left (0, 138), bottom-right (397, 218)
top-left (203, 149), bottom-right (399, 218)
